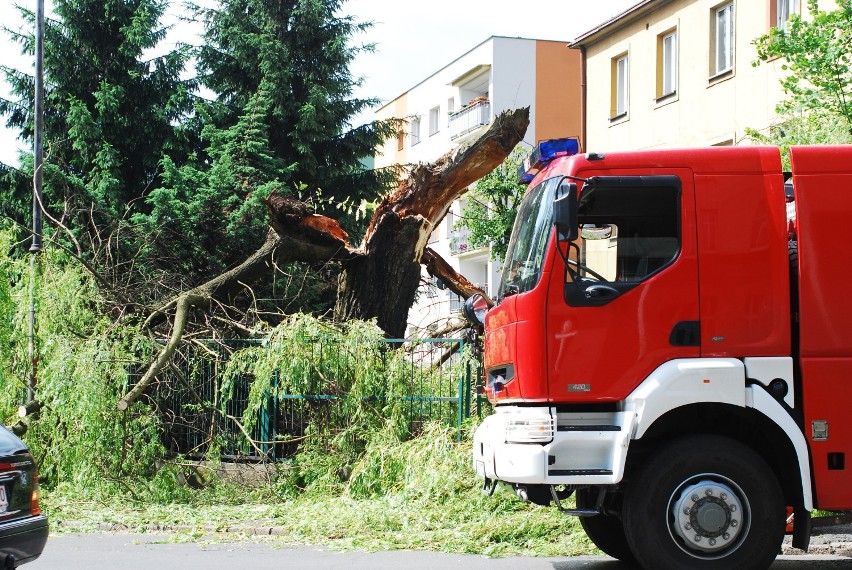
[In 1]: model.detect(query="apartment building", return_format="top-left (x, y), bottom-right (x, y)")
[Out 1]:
top-left (373, 36), bottom-right (582, 334)
top-left (571, 0), bottom-right (834, 151)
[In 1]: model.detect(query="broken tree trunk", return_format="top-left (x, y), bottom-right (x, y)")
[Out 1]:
top-left (120, 107), bottom-right (528, 409)
top-left (334, 107), bottom-right (529, 337)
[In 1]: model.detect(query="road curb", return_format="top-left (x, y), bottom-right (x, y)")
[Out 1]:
top-left (58, 521), bottom-right (852, 557)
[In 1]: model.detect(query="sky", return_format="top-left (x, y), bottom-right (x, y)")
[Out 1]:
top-left (0, 0), bottom-right (638, 166)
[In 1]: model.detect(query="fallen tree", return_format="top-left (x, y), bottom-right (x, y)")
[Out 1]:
top-left (119, 107), bottom-right (529, 409)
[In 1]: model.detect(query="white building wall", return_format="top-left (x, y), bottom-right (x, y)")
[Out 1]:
top-left (373, 36), bottom-right (581, 336)
top-left (491, 39), bottom-right (538, 149)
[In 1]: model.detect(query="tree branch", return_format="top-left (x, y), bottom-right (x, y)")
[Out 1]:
top-left (421, 248), bottom-right (494, 306)
top-left (125, 224), bottom-right (356, 410)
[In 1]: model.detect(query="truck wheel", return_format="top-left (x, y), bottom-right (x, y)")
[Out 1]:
top-left (622, 435), bottom-right (785, 570)
top-left (576, 489), bottom-right (635, 563)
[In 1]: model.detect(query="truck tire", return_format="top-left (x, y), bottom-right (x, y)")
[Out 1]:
top-left (622, 435), bottom-right (785, 570)
top-left (576, 489), bottom-right (635, 563)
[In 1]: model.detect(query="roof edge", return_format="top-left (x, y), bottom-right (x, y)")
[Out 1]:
top-left (570, 0), bottom-right (677, 47)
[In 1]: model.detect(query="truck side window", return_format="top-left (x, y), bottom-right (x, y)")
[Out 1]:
top-left (575, 178), bottom-right (680, 284)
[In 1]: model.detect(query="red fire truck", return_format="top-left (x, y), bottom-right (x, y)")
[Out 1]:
top-left (465, 140), bottom-right (852, 569)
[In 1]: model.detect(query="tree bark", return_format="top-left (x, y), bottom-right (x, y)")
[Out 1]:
top-left (122, 107), bottom-right (528, 408)
top-left (422, 248), bottom-right (493, 307)
top-left (335, 107), bottom-right (529, 337)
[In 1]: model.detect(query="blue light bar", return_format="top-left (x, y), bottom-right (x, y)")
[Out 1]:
top-left (519, 137), bottom-right (580, 183)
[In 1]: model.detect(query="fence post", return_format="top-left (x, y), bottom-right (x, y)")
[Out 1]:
top-left (457, 372), bottom-right (464, 442)
top-left (271, 369), bottom-right (279, 460)
top-left (464, 353), bottom-right (471, 419)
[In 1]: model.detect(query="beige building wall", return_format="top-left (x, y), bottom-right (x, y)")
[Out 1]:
top-left (374, 93), bottom-right (408, 169)
top-left (573, 0), bottom-right (836, 152)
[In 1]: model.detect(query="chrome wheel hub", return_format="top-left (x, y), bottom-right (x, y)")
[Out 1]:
top-left (671, 478), bottom-right (746, 554)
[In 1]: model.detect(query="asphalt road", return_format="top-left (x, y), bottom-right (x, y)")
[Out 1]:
top-left (28, 533), bottom-right (852, 570)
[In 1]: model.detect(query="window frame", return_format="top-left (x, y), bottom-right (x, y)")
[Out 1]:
top-left (712, 2), bottom-right (735, 77)
top-left (610, 52), bottom-right (629, 120)
top-left (657, 28), bottom-right (678, 100)
top-left (776, 0), bottom-right (799, 28)
top-left (410, 116), bottom-right (421, 146)
top-left (429, 106), bottom-right (440, 137)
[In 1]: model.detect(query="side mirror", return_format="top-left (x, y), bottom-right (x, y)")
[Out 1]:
top-left (462, 294), bottom-right (489, 327)
top-left (553, 181), bottom-right (578, 242)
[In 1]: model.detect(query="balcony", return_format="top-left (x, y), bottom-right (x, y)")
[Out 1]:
top-left (449, 98), bottom-right (491, 140)
top-left (449, 227), bottom-right (472, 255)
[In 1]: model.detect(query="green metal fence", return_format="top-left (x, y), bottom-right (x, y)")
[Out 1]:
top-left (145, 337), bottom-right (481, 461)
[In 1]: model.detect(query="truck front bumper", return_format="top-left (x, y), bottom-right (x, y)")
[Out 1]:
top-left (473, 407), bottom-right (635, 486)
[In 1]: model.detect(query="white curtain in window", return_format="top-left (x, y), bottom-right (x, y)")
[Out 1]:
top-left (662, 32), bottom-right (677, 95)
top-left (616, 55), bottom-right (629, 115)
top-left (715, 3), bottom-right (734, 74)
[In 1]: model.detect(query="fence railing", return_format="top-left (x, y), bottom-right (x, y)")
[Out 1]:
top-left (142, 337), bottom-right (484, 461)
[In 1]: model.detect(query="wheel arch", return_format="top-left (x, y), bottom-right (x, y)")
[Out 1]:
top-left (629, 400), bottom-right (810, 512)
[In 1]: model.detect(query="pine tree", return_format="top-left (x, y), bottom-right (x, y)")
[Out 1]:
top-left (194, 0), bottom-right (400, 211)
top-left (133, 0), bottom-right (402, 281)
top-left (0, 0), bottom-right (195, 232)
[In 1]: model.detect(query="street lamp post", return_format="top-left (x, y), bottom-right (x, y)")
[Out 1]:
top-left (28, 0), bottom-right (45, 403)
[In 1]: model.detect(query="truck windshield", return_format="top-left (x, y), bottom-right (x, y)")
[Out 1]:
top-left (498, 176), bottom-right (561, 298)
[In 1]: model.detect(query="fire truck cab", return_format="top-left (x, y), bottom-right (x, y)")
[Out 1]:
top-left (468, 142), bottom-right (852, 569)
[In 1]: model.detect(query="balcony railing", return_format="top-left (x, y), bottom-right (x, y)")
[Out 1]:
top-left (449, 227), bottom-right (472, 255)
top-left (449, 99), bottom-right (491, 140)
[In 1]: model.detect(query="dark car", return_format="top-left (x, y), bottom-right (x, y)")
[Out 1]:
top-left (0, 425), bottom-right (47, 567)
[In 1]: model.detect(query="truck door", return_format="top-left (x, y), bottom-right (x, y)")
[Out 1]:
top-left (545, 170), bottom-right (700, 402)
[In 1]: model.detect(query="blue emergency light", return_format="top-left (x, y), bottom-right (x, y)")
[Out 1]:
top-left (518, 137), bottom-right (580, 183)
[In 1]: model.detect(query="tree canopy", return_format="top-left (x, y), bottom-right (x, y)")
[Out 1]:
top-left (1, 0), bottom-right (402, 295)
top-left (457, 145), bottom-right (527, 262)
top-left (0, 0), bottom-right (195, 231)
top-left (751, 0), bottom-right (852, 155)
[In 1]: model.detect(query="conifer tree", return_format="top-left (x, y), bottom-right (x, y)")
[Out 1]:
top-left (134, 0), bottom-right (401, 280)
top-left (194, 0), bottom-right (399, 211)
top-left (0, 0), bottom-right (195, 231)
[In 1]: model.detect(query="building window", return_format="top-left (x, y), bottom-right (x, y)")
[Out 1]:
top-left (657, 30), bottom-right (678, 99)
top-left (429, 106), bottom-right (440, 136)
top-left (610, 53), bottom-right (629, 119)
top-left (397, 129), bottom-right (405, 151)
top-left (447, 97), bottom-right (455, 127)
top-left (776, 0), bottom-right (799, 28)
top-left (713, 3), bottom-right (734, 76)
top-left (410, 116), bottom-right (421, 146)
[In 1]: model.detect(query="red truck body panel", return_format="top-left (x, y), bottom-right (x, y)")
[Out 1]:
top-left (481, 144), bottom-right (852, 511)
top-left (791, 145), bottom-right (852, 510)
top-left (693, 164), bottom-right (790, 357)
top-left (485, 147), bottom-right (790, 402)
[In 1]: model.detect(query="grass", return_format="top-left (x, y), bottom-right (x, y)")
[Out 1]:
top-left (45, 492), bottom-right (594, 556)
top-left (42, 423), bottom-right (597, 558)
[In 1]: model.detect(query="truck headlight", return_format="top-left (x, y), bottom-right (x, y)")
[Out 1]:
top-left (505, 417), bottom-right (554, 443)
